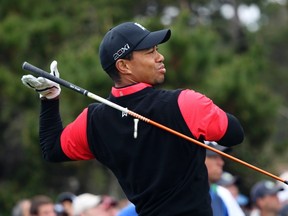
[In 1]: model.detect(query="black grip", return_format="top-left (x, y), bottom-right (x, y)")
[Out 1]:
top-left (22, 62), bottom-right (88, 96)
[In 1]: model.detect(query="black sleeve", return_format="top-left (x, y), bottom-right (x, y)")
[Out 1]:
top-left (217, 113), bottom-right (244, 147)
top-left (39, 99), bottom-right (71, 162)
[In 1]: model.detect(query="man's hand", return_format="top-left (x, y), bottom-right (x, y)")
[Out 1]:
top-left (21, 60), bottom-right (61, 99)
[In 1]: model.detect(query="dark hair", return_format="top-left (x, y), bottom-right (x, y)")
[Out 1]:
top-left (56, 192), bottom-right (75, 203)
top-left (105, 52), bottom-right (133, 82)
top-left (30, 195), bottom-right (54, 215)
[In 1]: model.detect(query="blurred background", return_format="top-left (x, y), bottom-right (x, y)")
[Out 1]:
top-left (1, 0), bottom-right (288, 215)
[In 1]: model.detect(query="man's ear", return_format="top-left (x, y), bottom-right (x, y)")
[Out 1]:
top-left (115, 59), bottom-right (131, 75)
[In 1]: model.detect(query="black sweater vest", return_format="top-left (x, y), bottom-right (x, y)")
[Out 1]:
top-left (87, 86), bottom-right (212, 216)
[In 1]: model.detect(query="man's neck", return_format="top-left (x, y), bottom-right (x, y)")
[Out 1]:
top-left (111, 83), bottom-right (151, 97)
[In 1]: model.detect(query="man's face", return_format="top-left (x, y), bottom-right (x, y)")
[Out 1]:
top-left (37, 203), bottom-right (56, 216)
top-left (257, 193), bottom-right (281, 214)
top-left (61, 200), bottom-right (73, 216)
top-left (205, 155), bottom-right (225, 184)
top-left (124, 46), bottom-right (166, 85)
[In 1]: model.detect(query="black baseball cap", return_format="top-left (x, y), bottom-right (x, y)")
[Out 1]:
top-left (56, 192), bottom-right (76, 203)
top-left (250, 180), bottom-right (283, 203)
top-left (99, 22), bottom-right (171, 70)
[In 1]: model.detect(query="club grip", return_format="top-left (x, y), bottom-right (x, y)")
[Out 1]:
top-left (22, 61), bottom-right (88, 96)
top-left (22, 62), bottom-right (49, 77)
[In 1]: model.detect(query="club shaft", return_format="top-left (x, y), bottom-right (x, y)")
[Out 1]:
top-left (22, 61), bottom-right (288, 185)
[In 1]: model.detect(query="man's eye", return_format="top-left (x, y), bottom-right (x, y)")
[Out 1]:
top-left (151, 48), bottom-right (158, 53)
top-left (147, 46), bottom-right (158, 54)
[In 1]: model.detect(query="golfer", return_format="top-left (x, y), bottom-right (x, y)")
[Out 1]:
top-left (22, 22), bottom-right (244, 216)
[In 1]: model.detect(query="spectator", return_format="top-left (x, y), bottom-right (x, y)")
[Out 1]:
top-left (217, 171), bottom-right (249, 209)
top-left (250, 180), bottom-right (283, 216)
top-left (205, 141), bottom-right (245, 216)
top-left (54, 204), bottom-right (68, 216)
top-left (30, 195), bottom-right (57, 216)
top-left (12, 199), bottom-right (31, 216)
top-left (73, 193), bottom-right (118, 216)
top-left (100, 195), bottom-right (120, 216)
top-left (55, 192), bottom-right (76, 216)
top-left (277, 171), bottom-right (288, 215)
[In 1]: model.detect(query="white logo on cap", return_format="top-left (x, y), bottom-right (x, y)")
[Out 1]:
top-left (134, 22), bottom-right (146, 31)
top-left (265, 181), bottom-right (275, 189)
top-left (113, 44), bottom-right (130, 60)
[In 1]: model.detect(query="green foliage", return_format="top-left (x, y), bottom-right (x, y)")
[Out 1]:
top-left (163, 12), bottom-right (222, 88)
top-left (203, 48), bottom-right (280, 145)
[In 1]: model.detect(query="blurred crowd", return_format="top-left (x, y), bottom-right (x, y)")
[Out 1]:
top-left (11, 192), bottom-right (134, 216)
top-left (11, 143), bottom-right (288, 216)
top-left (205, 142), bottom-right (288, 216)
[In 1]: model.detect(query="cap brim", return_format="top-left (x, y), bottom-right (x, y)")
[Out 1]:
top-left (252, 185), bottom-right (284, 203)
top-left (206, 145), bottom-right (231, 156)
top-left (267, 186), bottom-right (284, 195)
top-left (134, 29), bottom-right (171, 50)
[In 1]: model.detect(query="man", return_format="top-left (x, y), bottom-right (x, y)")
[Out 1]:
top-left (21, 22), bottom-right (244, 215)
top-left (12, 199), bottom-right (31, 216)
top-left (30, 195), bottom-right (57, 216)
top-left (72, 193), bottom-right (118, 216)
top-left (277, 171), bottom-right (288, 216)
top-left (55, 192), bottom-right (76, 216)
top-left (205, 141), bottom-right (245, 216)
top-left (217, 171), bottom-right (249, 209)
top-left (250, 180), bottom-right (283, 216)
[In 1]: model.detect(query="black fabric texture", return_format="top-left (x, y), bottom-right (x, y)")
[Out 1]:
top-left (38, 85), bottom-right (244, 215)
top-left (87, 87), bottom-right (213, 216)
top-left (217, 113), bottom-right (244, 147)
top-left (39, 99), bottom-right (71, 162)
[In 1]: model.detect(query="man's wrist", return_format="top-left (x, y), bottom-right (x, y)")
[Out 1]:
top-left (40, 96), bottom-right (60, 100)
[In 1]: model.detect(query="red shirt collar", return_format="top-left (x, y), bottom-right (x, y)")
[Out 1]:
top-left (111, 83), bottom-right (151, 97)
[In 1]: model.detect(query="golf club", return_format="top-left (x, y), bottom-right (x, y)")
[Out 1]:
top-left (22, 61), bottom-right (288, 185)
